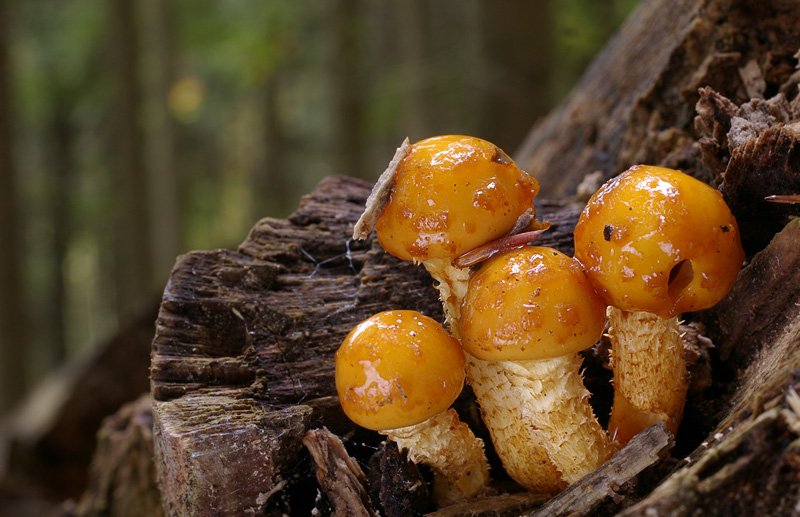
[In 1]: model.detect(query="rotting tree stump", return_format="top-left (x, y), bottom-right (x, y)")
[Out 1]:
top-left (149, 176), bottom-right (583, 516)
top-left (88, 0), bottom-right (800, 515)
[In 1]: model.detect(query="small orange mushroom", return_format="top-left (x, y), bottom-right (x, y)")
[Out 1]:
top-left (458, 247), bottom-right (615, 493)
top-left (574, 165), bottom-right (744, 445)
top-left (335, 310), bottom-right (490, 505)
top-left (375, 135), bottom-right (539, 327)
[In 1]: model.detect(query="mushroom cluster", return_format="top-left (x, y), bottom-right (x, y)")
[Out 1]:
top-left (350, 135), bottom-right (613, 496)
top-left (338, 138), bottom-right (743, 505)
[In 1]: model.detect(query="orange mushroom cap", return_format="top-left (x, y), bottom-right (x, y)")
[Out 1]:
top-left (574, 165), bottom-right (744, 319)
top-left (335, 310), bottom-right (466, 431)
top-left (376, 135), bottom-right (539, 263)
top-left (459, 247), bottom-right (607, 362)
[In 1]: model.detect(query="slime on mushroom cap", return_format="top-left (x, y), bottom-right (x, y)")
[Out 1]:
top-left (335, 310), bottom-right (466, 431)
top-left (460, 247), bottom-right (607, 362)
top-left (376, 135), bottom-right (539, 264)
top-left (575, 165), bottom-right (744, 319)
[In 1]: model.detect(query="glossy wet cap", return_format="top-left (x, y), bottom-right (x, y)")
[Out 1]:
top-left (459, 247), bottom-right (607, 361)
top-left (335, 310), bottom-right (466, 431)
top-left (376, 135), bottom-right (539, 263)
top-left (574, 165), bottom-right (744, 318)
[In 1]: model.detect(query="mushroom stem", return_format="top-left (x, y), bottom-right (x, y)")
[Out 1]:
top-left (466, 354), bottom-right (615, 493)
top-left (422, 258), bottom-right (472, 331)
top-left (384, 408), bottom-right (490, 506)
top-left (606, 307), bottom-right (686, 445)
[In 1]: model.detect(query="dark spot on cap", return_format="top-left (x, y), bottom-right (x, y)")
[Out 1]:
top-left (720, 225), bottom-right (730, 233)
top-left (603, 224), bottom-right (614, 241)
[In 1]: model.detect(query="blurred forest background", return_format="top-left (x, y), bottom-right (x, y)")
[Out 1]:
top-left (0, 0), bottom-right (638, 416)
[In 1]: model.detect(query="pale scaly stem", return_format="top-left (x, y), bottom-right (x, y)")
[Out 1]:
top-left (466, 354), bottom-right (615, 492)
top-left (384, 408), bottom-right (490, 506)
top-left (422, 258), bottom-right (471, 336)
top-left (607, 307), bottom-right (685, 445)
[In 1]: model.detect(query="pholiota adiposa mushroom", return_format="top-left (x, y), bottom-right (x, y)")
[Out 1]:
top-left (458, 247), bottom-right (615, 493)
top-left (374, 135), bottom-right (540, 328)
top-left (335, 310), bottom-right (490, 505)
top-left (574, 165), bottom-right (744, 445)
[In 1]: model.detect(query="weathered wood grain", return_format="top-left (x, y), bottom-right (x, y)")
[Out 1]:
top-left (515, 0), bottom-right (800, 197)
top-left (149, 175), bottom-right (582, 515)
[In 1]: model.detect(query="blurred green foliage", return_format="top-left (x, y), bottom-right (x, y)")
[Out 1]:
top-left (4, 0), bottom-right (638, 404)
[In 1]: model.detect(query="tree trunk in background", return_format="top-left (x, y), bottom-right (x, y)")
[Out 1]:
top-left (477, 0), bottom-right (553, 153)
top-left (0, 0), bottom-right (28, 414)
top-left (257, 73), bottom-right (292, 217)
top-left (109, 0), bottom-right (153, 320)
top-left (397, 0), bottom-right (435, 141)
top-left (48, 91), bottom-right (73, 365)
top-left (142, 0), bottom-right (182, 289)
top-left (330, 0), bottom-right (365, 178)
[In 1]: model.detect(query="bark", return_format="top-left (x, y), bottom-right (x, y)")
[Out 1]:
top-left (303, 428), bottom-right (378, 517)
top-left (515, 0), bottom-right (800, 198)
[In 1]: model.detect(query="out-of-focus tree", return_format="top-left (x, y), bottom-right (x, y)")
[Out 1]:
top-left (330, 0), bottom-right (365, 179)
top-left (142, 0), bottom-right (182, 289)
top-left (0, 0), bottom-right (29, 413)
top-left (109, 0), bottom-right (153, 319)
top-left (476, 0), bottom-right (554, 152)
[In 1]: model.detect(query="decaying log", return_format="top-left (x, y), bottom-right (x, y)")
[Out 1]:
top-left (73, 394), bottom-right (163, 517)
top-left (425, 493), bottom-right (549, 517)
top-left (516, 0), bottom-right (800, 198)
top-left (527, 423), bottom-right (674, 517)
top-left (149, 175), bottom-right (582, 515)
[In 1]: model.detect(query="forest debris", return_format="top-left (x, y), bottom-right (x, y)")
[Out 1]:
top-left (524, 422), bottom-right (673, 517)
top-left (737, 59), bottom-right (767, 99)
top-left (425, 492), bottom-right (549, 517)
top-left (73, 394), bottom-right (163, 517)
top-left (727, 94), bottom-right (793, 150)
top-left (617, 403), bottom-right (800, 516)
top-left (303, 428), bottom-right (378, 517)
top-left (0, 301), bottom-right (157, 502)
top-left (366, 441), bottom-right (431, 517)
top-left (693, 85), bottom-right (800, 251)
top-left (352, 138), bottom-right (411, 240)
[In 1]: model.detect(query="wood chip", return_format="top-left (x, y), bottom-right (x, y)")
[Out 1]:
top-left (525, 422), bottom-right (674, 517)
top-left (303, 427), bottom-right (378, 517)
top-left (352, 138), bottom-right (411, 240)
